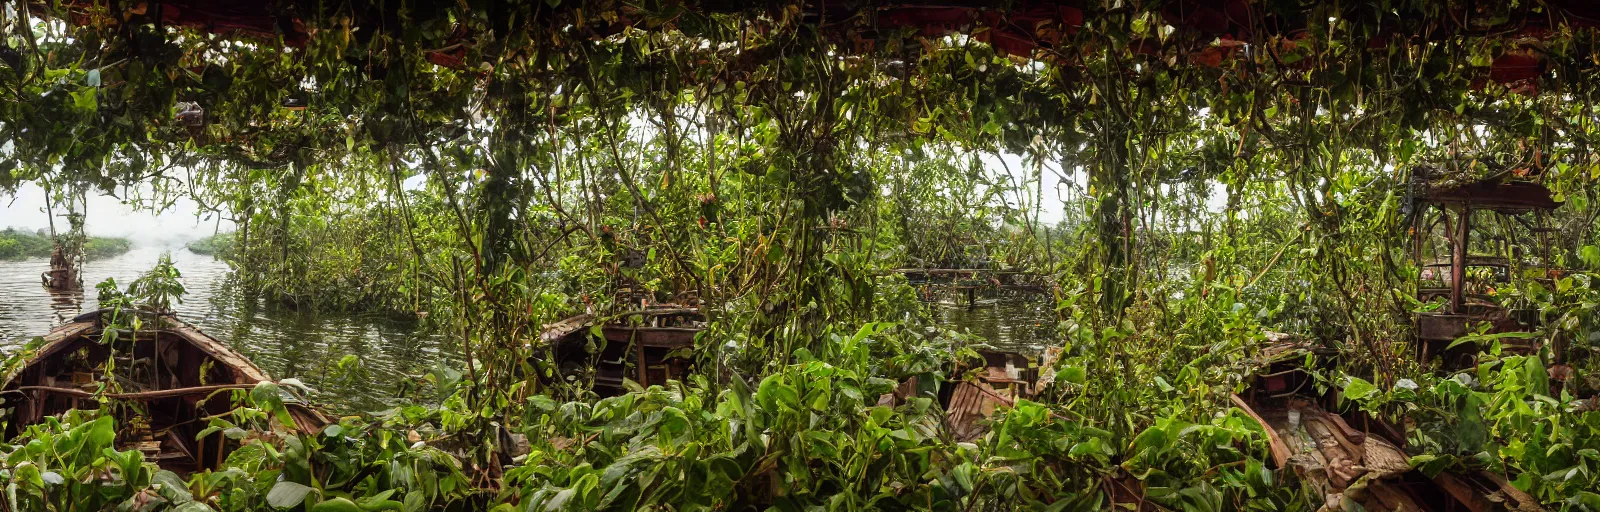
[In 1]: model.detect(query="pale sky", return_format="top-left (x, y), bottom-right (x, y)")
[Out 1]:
top-left (0, 149), bottom-right (1215, 243)
top-left (0, 183), bottom-right (230, 247)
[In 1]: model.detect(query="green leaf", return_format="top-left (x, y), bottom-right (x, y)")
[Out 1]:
top-left (1524, 357), bottom-right (1549, 397)
top-left (1342, 377), bottom-right (1378, 401)
top-left (950, 462), bottom-right (975, 493)
top-left (402, 491), bottom-right (426, 512)
top-left (252, 381), bottom-right (285, 411)
top-left (310, 497), bottom-right (364, 512)
top-left (267, 481), bottom-right (317, 509)
top-left (1059, 366), bottom-right (1086, 385)
top-left (88, 415), bottom-right (116, 450)
top-left (1579, 245), bottom-right (1600, 268)
top-left (1408, 454), bottom-right (1454, 477)
top-left (72, 89), bottom-right (98, 111)
top-left (1456, 393), bottom-right (1487, 452)
top-left (14, 462), bottom-right (41, 488)
top-left (1569, 491), bottom-right (1600, 510)
top-left (153, 470), bottom-right (195, 503)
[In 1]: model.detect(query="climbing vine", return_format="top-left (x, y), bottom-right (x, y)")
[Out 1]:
top-left (3, 0), bottom-right (1600, 510)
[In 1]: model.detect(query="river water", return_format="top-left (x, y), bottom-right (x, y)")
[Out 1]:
top-left (928, 300), bottom-right (1060, 356)
top-left (0, 246), bottom-right (450, 412)
top-left (1, 247), bottom-right (1058, 412)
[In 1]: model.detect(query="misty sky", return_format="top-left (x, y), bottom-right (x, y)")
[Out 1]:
top-left (0, 150), bottom-right (1098, 246)
top-left (0, 183), bottom-right (231, 247)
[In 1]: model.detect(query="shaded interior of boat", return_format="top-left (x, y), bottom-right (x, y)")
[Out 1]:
top-left (1230, 335), bottom-right (1544, 512)
top-left (541, 307), bottom-right (704, 395)
top-left (0, 309), bottom-right (323, 472)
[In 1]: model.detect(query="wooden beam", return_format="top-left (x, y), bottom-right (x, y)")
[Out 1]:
top-left (9, 383), bottom-right (256, 400)
top-left (1230, 394), bottom-right (1290, 468)
top-left (1433, 472), bottom-right (1492, 512)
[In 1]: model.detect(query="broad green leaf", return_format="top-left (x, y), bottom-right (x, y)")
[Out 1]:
top-left (1342, 377), bottom-right (1377, 401)
top-left (267, 481), bottom-right (317, 509)
top-left (310, 497), bottom-right (364, 512)
top-left (1060, 366), bottom-right (1086, 385)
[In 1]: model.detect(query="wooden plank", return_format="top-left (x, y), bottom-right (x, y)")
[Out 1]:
top-left (539, 314), bottom-right (594, 343)
top-left (1323, 412), bottom-right (1366, 445)
top-left (1230, 394), bottom-right (1290, 468)
top-left (1305, 418), bottom-right (1362, 489)
top-left (3, 321), bottom-right (98, 383)
top-left (1433, 472), bottom-right (1492, 512)
top-left (164, 325), bottom-right (272, 382)
top-left (1366, 480), bottom-right (1425, 511)
top-left (1361, 436), bottom-right (1412, 479)
top-left (1308, 415), bottom-right (1365, 465)
top-left (10, 383), bottom-right (257, 400)
top-left (602, 326), bottom-right (698, 348)
top-left (635, 343), bottom-right (648, 387)
top-left (1479, 471), bottom-right (1543, 512)
top-left (1451, 207), bottom-right (1470, 314)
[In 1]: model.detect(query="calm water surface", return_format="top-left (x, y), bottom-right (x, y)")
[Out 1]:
top-left (930, 299), bottom-right (1060, 355)
top-left (0, 247), bottom-right (451, 412)
top-left (2, 248), bottom-right (1054, 410)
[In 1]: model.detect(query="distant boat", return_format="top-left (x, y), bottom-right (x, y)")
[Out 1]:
top-left (0, 308), bottom-right (327, 472)
top-left (537, 306), bottom-right (703, 395)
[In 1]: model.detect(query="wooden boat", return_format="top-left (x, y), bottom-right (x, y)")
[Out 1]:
top-left (0, 308), bottom-right (326, 472)
top-left (1231, 334), bottom-right (1541, 512)
top-left (880, 348), bottom-right (1041, 441)
top-left (538, 306), bottom-right (704, 395)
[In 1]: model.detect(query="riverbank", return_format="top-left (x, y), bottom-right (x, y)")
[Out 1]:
top-left (184, 232), bottom-right (235, 257)
top-left (0, 228), bottom-right (133, 261)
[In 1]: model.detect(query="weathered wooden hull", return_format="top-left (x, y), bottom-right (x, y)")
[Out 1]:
top-left (1235, 336), bottom-right (1541, 512)
top-left (0, 309), bottom-right (326, 472)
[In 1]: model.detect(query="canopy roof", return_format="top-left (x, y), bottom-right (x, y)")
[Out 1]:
top-left (1422, 179), bottom-right (1563, 213)
top-left (10, 0), bottom-right (1600, 194)
top-left (42, 0), bottom-right (1600, 89)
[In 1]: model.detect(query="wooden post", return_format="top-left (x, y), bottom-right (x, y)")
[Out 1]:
top-left (1450, 207), bottom-right (1470, 314)
top-left (635, 337), bottom-right (648, 387)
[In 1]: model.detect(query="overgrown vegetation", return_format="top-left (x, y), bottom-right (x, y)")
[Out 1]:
top-left (2, 0), bottom-right (1599, 511)
top-left (184, 232), bottom-right (235, 257)
top-left (0, 227), bottom-right (131, 261)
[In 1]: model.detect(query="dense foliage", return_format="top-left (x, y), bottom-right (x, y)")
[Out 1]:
top-left (0, 227), bottom-right (130, 260)
top-left (3, 0), bottom-right (1600, 510)
top-left (184, 232), bottom-right (234, 258)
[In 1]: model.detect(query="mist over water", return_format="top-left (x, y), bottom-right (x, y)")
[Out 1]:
top-left (0, 183), bottom-right (233, 246)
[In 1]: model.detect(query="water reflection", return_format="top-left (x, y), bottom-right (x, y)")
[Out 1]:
top-left (928, 299), bottom-right (1060, 355)
top-left (48, 288), bottom-right (84, 321)
top-left (0, 247), bottom-right (451, 412)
